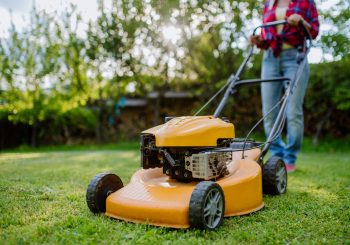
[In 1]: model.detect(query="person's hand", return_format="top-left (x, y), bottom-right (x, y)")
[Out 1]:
top-left (287, 14), bottom-right (304, 26)
top-left (250, 35), bottom-right (262, 46)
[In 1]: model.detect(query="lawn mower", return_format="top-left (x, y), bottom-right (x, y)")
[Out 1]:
top-left (86, 20), bottom-right (312, 230)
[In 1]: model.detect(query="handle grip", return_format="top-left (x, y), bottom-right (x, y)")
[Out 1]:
top-left (253, 20), bottom-right (287, 36)
top-left (260, 20), bottom-right (287, 28)
top-left (299, 19), bottom-right (313, 40)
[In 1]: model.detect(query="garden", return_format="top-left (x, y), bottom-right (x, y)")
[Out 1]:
top-left (0, 0), bottom-right (349, 244)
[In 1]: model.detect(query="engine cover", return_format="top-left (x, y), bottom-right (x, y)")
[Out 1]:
top-left (142, 116), bottom-right (235, 147)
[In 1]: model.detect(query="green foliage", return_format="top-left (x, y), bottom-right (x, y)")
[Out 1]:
top-left (0, 0), bottom-right (349, 148)
top-left (0, 146), bottom-right (349, 243)
top-left (1, 9), bottom-right (78, 118)
top-left (308, 55), bottom-right (350, 111)
top-left (62, 107), bottom-right (97, 132)
top-left (320, 0), bottom-right (350, 57)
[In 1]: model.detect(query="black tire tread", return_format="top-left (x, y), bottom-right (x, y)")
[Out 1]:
top-left (263, 156), bottom-right (287, 195)
top-left (189, 181), bottom-right (225, 230)
top-left (86, 172), bottom-right (123, 213)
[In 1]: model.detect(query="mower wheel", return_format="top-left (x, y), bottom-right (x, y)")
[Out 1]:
top-left (189, 181), bottom-right (225, 230)
top-left (263, 156), bottom-right (287, 195)
top-left (86, 172), bottom-right (123, 213)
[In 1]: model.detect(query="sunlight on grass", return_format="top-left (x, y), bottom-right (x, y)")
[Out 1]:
top-left (67, 151), bottom-right (136, 162)
top-left (0, 153), bottom-right (45, 161)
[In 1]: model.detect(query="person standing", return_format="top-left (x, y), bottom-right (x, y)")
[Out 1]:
top-left (250, 0), bottom-right (319, 172)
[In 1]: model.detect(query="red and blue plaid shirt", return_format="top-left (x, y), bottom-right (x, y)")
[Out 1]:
top-left (258, 0), bottom-right (319, 56)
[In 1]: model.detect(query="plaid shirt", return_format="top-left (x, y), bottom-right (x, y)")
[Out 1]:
top-left (258, 0), bottom-right (319, 56)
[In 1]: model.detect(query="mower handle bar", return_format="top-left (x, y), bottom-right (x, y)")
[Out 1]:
top-left (210, 20), bottom-right (313, 163)
top-left (252, 20), bottom-right (287, 36)
top-left (213, 20), bottom-right (311, 118)
top-left (235, 77), bottom-right (291, 87)
top-left (213, 20), bottom-right (288, 118)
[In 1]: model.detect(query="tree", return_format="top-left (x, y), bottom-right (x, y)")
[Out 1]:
top-left (306, 55), bottom-right (350, 144)
top-left (0, 9), bottom-right (63, 146)
top-left (84, 0), bottom-right (145, 142)
top-left (320, 0), bottom-right (350, 58)
top-left (0, 6), bottom-right (95, 146)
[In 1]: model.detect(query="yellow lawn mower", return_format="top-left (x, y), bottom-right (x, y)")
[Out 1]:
top-left (86, 20), bottom-right (312, 230)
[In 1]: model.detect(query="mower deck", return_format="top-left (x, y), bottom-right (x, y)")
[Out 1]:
top-left (105, 149), bottom-right (264, 228)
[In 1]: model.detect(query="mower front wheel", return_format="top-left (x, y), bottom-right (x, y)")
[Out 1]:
top-left (86, 172), bottom-right (123, 214)
top-left (189, 181), bottom-right (225, 230)
top-left (263, 156), bottom-right (287, 195)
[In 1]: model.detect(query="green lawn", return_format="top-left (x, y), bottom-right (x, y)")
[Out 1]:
top-left (0, 143), bottom-right (349, 244)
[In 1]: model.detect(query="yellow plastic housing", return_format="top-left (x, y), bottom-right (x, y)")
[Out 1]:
top-left (105, 149), bottom-right (264, 228)
top-left (142, 116), bottom-right (235, 147)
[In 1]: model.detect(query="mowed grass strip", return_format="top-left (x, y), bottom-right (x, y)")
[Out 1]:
top-left (0, 148), bottom-right (349, 244)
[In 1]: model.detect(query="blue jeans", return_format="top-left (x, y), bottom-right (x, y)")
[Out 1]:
top-left (261, 48), bottom-right (309, 165)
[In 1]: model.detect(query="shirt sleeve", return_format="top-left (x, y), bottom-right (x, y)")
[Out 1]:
top-left (257, 1), bottom-right (271, 49)
top-left (306, 0), bottom-right (320, 39)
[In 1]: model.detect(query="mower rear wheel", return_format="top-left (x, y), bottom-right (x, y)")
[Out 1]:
top-left (263, 156), bottom-right (287, 195)
top-left (86, 172), bottom-right (123, 213)
top-left (189, 181), bottom-right (225, 230)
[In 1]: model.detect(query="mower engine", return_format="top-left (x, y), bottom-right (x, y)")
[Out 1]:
top-left (184, 151), bottom-right (231, 180)
top-left (140, 116), bottom-right (235, 182)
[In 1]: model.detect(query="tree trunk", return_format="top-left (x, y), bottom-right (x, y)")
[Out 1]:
top-left (154, 66), bottom-right (169, 125)
top-left (95, 107), bottom-right (102, 144)
top-left (312, 107), bottom-right (333, 145)
top-left (95, 83), bottom-right (105, 144)
top-left (95, 97), bottom-right (105, 144)
top-left (63, 125), bottom-right (72, 145)
top-left (31, 123), bottom-right (37, 147)
top-left (154, 92), bottom-right (161, 125)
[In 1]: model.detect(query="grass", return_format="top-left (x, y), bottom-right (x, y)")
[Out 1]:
top-left (0, 140), bottom-right (349, 244)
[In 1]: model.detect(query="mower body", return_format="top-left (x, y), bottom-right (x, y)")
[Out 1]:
top-left (104, 116), bottom-right (264, 228)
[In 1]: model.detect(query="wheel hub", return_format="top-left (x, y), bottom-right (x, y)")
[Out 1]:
top-left (209, 201), bottom-right (217, 215)
top-left (276, 165), bottom-right (287, 192)
top-left (204, 189), bottom-right (223, 228)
